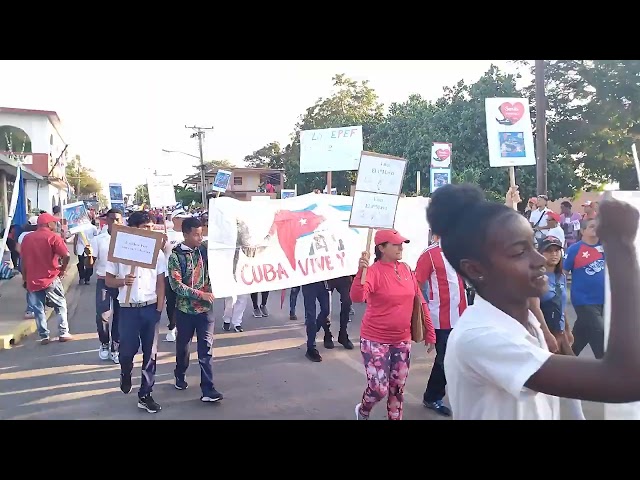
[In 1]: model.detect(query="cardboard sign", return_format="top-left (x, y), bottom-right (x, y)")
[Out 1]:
top-left (107, 224), bottom-right (164, 269)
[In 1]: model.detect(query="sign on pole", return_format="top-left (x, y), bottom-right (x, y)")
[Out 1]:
top-left (485, 98), bottom-right (536, 168)
top-left (430, 142), bottom-right (453, 192)
top-left (147, 174), bottom-right (176, 208)
top-left (300, 126), bottom-right (363, 173)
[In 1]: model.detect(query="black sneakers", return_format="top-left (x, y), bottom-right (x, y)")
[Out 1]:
top-left (338, 331), bottom-right (354, 350)
top-left (323, 333), bottom-right (334, 349)
top-left (120, 373), bottom-right (132, 394)
top-left (306, 348), bottom-right (322, 362)
top-left (175, 377), bottom-right (188, 390)
top-left (201, 388), bottom-right (224, 403)
top-left (138, 394), bottom-right (162, 413)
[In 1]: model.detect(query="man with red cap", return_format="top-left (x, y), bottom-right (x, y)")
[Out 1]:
top-left (20, 212), bottom-right (73, 344)
top-left (544, 211), bottom-right (566, 247)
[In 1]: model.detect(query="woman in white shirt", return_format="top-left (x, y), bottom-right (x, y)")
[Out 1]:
top-left (428, 183), bottom-right (640, 420)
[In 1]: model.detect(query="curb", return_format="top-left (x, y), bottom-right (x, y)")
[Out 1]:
top-left (0, 267), bottom-right (79, 350)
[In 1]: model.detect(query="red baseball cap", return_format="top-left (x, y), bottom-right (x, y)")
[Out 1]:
top-left (374, 229), bottom-right (409, 245)
top-left (546, 211), bottom-right (561, 222)
top-left (37, 212), bottom-right (60, 225)
top-left (582, 200), bottom-right (594, 206)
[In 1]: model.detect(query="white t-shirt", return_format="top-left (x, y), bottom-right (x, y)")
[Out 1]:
top-left (17, 231), bottom-right (32, 244)
top-left (75, 225), bottom-right (99, 256)
top-left (444, 295), bottom-right (560, 420)
top-left (546, 226), bottom-right (565, 247)
top-left (89, 232), bottom-right (111, 277)
top-left (105, 251), bottom-right (166, 304)
top-left (530, 208), bottom-right (550, 228)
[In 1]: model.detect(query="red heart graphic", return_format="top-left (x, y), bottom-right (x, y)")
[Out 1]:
top-left (499, 102), bottom-right (524, 124)
top-left (435, 149), bottom-right (450, 160)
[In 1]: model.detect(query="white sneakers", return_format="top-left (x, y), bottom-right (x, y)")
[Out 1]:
top-left (165, 328), bottom-right (176, 342)
top-left (98, 344), bottom-right (119, 363)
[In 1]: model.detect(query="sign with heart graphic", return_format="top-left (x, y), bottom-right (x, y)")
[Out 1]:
top-left (431, 142), bottom-right (452, 168)
top-left (485, 98), bottom-right (536, 168)
top-left (498, 102), bottom-right (525, 125)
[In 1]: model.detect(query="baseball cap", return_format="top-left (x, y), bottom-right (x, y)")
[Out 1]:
top-left (37, 212), bottom-right (60, 225)
top-left (27, 215), bottom-right (38, 225)
top-left (374, 229), bottom-right (409, 245)
top-left (546, 211), bottom-right (561, 222)
top-left (582, 200), bottom-right (594, 206)
top-left (528, 197), bottom-right (537, 204)
top-left (538, 236), bottom-right (563, 252)
top-left (537, 194), bottom-right (549, 201)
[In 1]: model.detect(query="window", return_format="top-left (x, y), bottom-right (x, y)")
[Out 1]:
top-left (233, 176), bottom-right (243, 186)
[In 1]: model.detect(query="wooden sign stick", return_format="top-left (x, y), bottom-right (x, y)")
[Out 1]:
top-left (360, 228), bottom-right (374, 284)
top-left (124, 265), bottom-right (137, 304)
top-left (162, 207), bottom-right (168, 233)
top-left (508, 166), bottom-right (518, 210)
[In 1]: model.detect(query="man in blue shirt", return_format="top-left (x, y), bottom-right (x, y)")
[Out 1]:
top-left (563, 218), bottom-right (605, 359)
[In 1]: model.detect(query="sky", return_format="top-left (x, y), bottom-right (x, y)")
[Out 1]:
top-left (0, 60), bottom-right (526, 195)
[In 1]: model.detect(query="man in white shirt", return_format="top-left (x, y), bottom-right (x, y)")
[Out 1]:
top-left (106, 211), bottom-right (166, 414)
top-left (544, 211), bottom-right (566, 247)
top-left (90, 208), bottom-right (123, 363)
top-left (74, 222), bottom-right (99, 285)
top-left (529, 195), bottom-right (551, 240)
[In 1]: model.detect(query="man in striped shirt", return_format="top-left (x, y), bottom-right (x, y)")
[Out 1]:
top-left (415, 235), bottom-right (468, 416)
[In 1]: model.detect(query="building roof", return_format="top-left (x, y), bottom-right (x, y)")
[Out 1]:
top-left (183, 166), bottom-right (284, 184)
top-left (0, 107), bottom-right (65, 143)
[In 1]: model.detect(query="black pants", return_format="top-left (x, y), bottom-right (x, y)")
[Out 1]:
top-left (77, 254), bottom-right (94, 282)
top-left (165, 277), bottom-right (177, 330)
top-left (302, 282), bottom-right (330, 349)
top-left (572, 304), bottom-right (605, 359)
top-left (119, 303), bottom-right (161, 398)
top-left (327, 276), bottom-right (352, 330)
top-left (95, 278), bottom-right (120, 350)
top-left (174, 310), bottom-right (216, 395)
top-left (424, 328), bottom-right (451, 403)
top-left (251, 291), bottom-right (269, 309)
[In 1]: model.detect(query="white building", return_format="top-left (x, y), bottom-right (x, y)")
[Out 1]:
top-left (0, 107), bottom-right (71, 230)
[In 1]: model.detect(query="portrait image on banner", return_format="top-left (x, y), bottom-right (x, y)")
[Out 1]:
top-left (485, 98), bottom-right (536, 167)
top-left (430, 168), bottom-right (451, 192)
top-left (109, 183), bottom-right (123, 201)
top-left (431, 142), bottom-right (452, 169)
top-left (212, 170), bottom-right (232, 193)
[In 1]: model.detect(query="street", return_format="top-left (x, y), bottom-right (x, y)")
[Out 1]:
top-left (0, 282), bottom-right (604, 420)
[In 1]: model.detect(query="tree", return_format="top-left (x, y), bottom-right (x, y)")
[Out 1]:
top-left (370, 65), bottom-right (578, 202)
top-left (520, 60), bottom-right (640, 190)
top-left (65, 155), bottom-right (102, 198)
top-left (174, 185), bottom-right (200, 206)
top-left (204, 159), bottom-right (236, 170)
top-left (134, 184), bottom-right (149, 205)
top-left (243, 142), bottom-right (284, 169)
top-left (279, 74), bottom-right (385, 194)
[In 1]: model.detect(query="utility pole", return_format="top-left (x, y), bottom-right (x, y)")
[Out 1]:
top-left (185, 125), bottom-right (214, 208)
top-left (535, 60), bottom-right (547, 196)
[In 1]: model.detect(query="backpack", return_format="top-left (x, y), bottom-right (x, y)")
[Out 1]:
top-left (173, 244), bottom-right (208, 283)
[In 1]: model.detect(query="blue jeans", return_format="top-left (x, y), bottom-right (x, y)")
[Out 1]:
top-left (174, 310), bottom-right (216, 395)
top-left (302, 282), bottom-right (330, 349)
top-left (27, 277), bottom-right (69, 339)
top-left (118, 303), bottom-right (161, 398)
top-left (289, 286), bottom-right (300, 315)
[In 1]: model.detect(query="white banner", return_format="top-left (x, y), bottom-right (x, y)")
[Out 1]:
top-left (485, 97), bottom-right (536, 168)
top-left (207, 193), bottom-right (430, 297)
top-left (299, 126), bottom-right (363, 173)
top-left (431, 142), bottom-right (452, 168)
top-left (147, 174), bottom-right (176, 208)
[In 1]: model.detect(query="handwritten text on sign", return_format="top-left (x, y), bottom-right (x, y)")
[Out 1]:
top-left (299, 125), bottom-right (363, 173)
top-left (350, 191), bottom-right (399, 229)
top-left (113, 232), bottom-right (157, 265)
top-left (355, 153), bottom-right (406, 195)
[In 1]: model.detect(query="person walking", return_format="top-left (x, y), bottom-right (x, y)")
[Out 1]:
top-left (105, 211), bottom-right (166, 413)
top-left (326, 275), bottom-right (354, 349)
top-left (20, 213), bottom-right (73, 344)
top-left (74, 222), bottom-right (99, 285)
top-left (563, 218), bottom-right (605, 359)
top-left (301, 280), bottom-right (332, 362)
top-left (251, 291), bottom-right (270, 317)
top-left (222, 295), bottom-right (250, 332)
top-left (90, 208), bottom-right (123, 363)
top-left (351, 229), bottom-right (436, 420)
top-left (168, 217), bottom-right (223, 403)
top-left (415, 235), bottom-right (467, 417)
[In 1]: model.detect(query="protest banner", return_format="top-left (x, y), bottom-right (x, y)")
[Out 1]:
top-left (62, 201), bottom-right (93, 235)
top-left (350, 151), bottom-right (407, 283)
top-left (147, 174), bottom-right (176, 208)
top-left (207, 192), bottom-right (429, 297)
top-left (107, 224), bottom-right (164, 303)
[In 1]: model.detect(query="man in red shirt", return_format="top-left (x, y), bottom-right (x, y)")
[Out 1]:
top-left (21, 213), bottom-right (73, 344)
top-left (415, 234), bottom-right (468, 416)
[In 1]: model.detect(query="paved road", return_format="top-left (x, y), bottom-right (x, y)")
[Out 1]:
top-left (0, 282), bottom-right (604, 420)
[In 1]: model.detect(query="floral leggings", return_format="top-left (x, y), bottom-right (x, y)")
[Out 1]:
top-left (359, 338), bottom-right (412, 420)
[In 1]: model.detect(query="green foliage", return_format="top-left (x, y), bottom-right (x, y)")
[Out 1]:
top-left (65, 155), bottom-right (102, 198)
top-left (174, 185), bottom-right (200, 206)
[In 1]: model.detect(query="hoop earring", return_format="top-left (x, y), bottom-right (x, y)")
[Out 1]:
top-left (478, 276), bottom-right (484, 281)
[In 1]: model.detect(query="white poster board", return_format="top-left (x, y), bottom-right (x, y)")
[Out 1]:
top-left (300, 126), bottom-right (363, 173)
top-left (485, 97), bottom-right (536, 168)
top-left (350, 151), bottom-right (407, 229)
top-left (431, 142), bottom-right (452, 168)
top-left (147, 174), bottom-right (176, 208)
top-left (603, 190), bottom-right (640, 420)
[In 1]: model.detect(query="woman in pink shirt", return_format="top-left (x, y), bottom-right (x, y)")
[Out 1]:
top-left (351, 229), bottom-right (436, 420)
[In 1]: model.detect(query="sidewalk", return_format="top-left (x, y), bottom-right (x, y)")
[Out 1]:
top-left (0, 255), bottom-right (78, 350)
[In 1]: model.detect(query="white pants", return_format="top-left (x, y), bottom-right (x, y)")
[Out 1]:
top-left (223, 294), bottom-right (250, 327)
